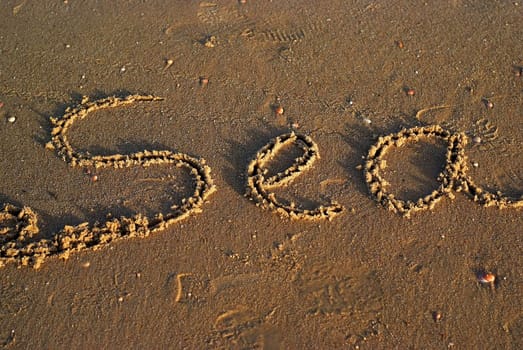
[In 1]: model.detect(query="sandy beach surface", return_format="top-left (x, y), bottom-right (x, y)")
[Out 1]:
top-left (1, 1), bottom-right (522, 348)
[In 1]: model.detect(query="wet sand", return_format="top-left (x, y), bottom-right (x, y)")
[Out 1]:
top-left (0, 1), bottom-right (522, 348)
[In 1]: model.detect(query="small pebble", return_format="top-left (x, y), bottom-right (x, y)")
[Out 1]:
top-left (274, 106), bottom-right (284, 115)
top-left (91, 175), bottom-right (98, 182)
top-left (432, 311), bottom-right (442, 322)
top-left (199, 77), bottom-right (209, 86)
top-left (472, 136), bottom-right (482, 144)
top-left (483, 99), bottom-right (494, 109)
top-left (472, 162), bottom-right (479, 168)
top-left (478, 272), bottom-right (496, 284)
top-left (204, 36), bottom-right (216, 48)
top-left (81, 262), bottom-right (90, 268)
top-left (7, 116), bottom-right (16, 123)
top-left (406, 88), bottom-right (415, 96)
top-left (396, 40), bottom-right (404, 49)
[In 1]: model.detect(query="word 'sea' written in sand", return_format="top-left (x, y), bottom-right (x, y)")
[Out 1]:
top-left (1, 95), bottom-right (521, 269)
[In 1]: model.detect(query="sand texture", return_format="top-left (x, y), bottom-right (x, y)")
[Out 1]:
top-left (0, 1), bottom-right (522, 349)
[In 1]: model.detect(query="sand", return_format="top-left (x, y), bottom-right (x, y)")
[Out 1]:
top-left (0, 0), bottom-right (522, 348)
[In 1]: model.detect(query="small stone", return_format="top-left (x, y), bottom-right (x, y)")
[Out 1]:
top-left (483, 99), bottom-right (494, 109)
top-left (406, 88), bottom-right (416, 96)
top-left (432, 311), bottom-right (442, 322)
top-left (164, 59), bottom-right (174, 70)
top-left (478, 272), bottom-right (496, 284)
top-left (204, 35), bottom-right (217, 48)
top-left (7, 116), bottom-right (16, 123)
top-left (472, 136), bottom-right (481, 144)
top-left (274, 106), bottom-right (284, 115)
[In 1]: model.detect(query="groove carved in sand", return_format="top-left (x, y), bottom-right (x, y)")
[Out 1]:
top-left (0, 95), bottom-right (216, 269)
top-left (246, 132), bottom-right (343, 220)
